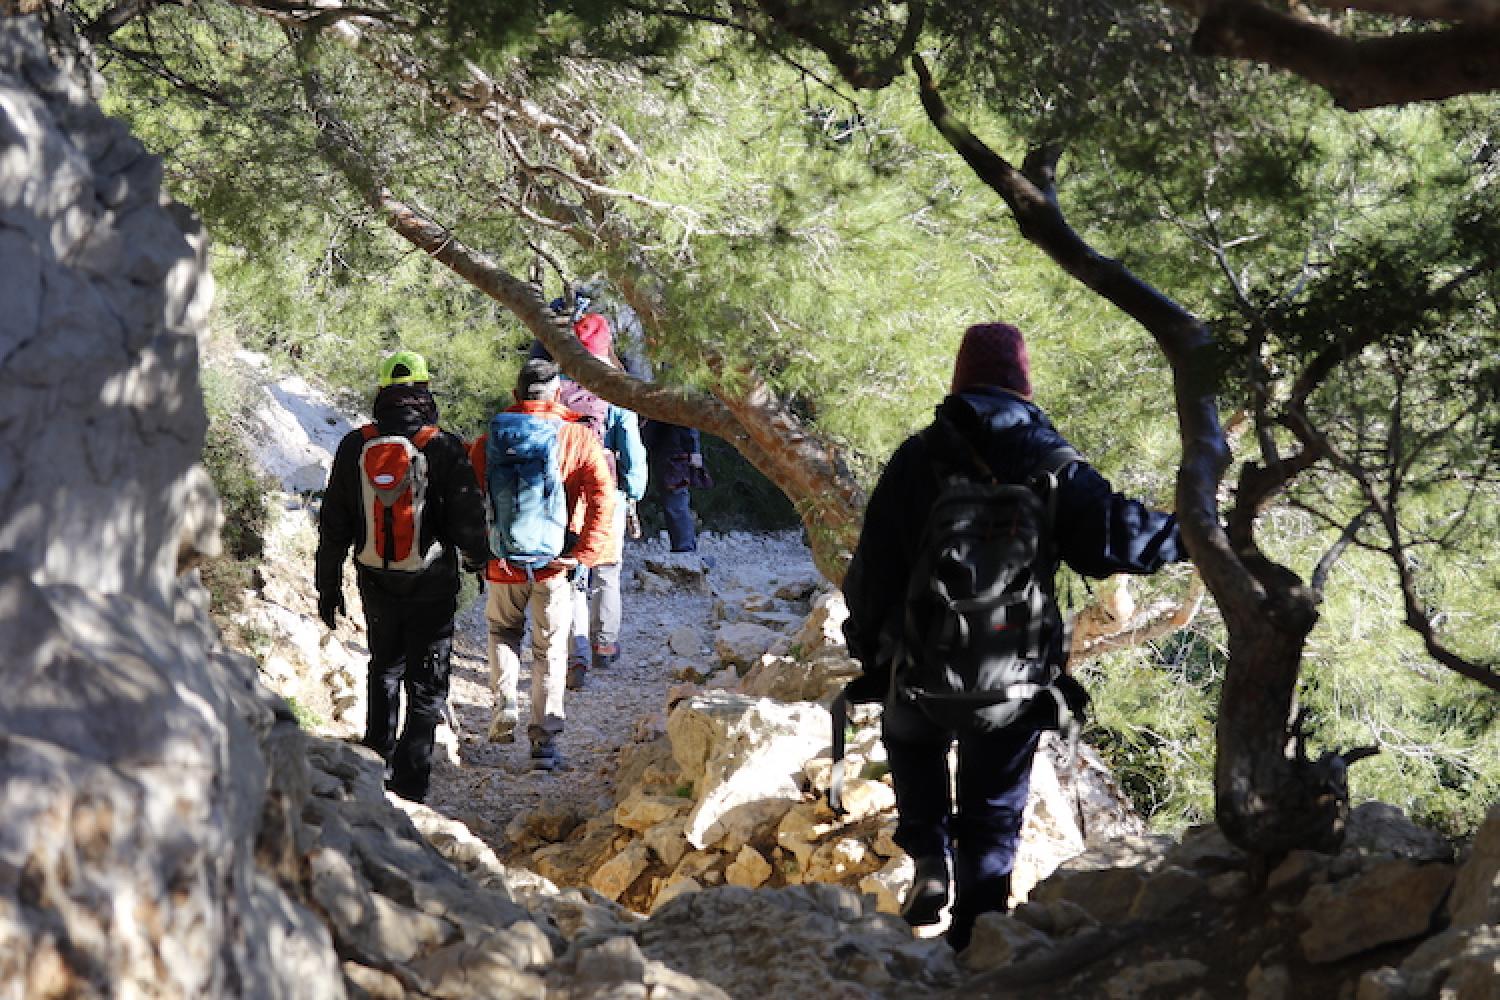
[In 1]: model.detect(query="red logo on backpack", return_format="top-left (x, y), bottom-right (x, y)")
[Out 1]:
top-left (355, 424), bottom-right (441, 573)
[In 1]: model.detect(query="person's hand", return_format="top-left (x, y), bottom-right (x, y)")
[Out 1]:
top-left (551, 556), bottom-right (579, 570)
top-left (688, 452), bottom-right (703, 469)
top-left (317, 590), bottom-right (345, 630)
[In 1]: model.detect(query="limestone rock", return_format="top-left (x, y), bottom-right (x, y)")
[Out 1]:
top-left (667, 626), bottom-right (701, 657)
top-left (1030, 834), bottom-right (1173, 923)
top-left (726, 846), bottom-right (773, 889)
top-left (962, 912), bottom-right (1052, 972)
top-left (642, 552), bottom-right (711, 591)
top-left (776, 577), bottom-right (822, 602)
top-left (667, 692), bottom-right (830, 849)
top-left (713, 622), bottom-right (780, 674)
top-left (1246, 963), bottom-right (1292, 1000)
top-left (1345, 802), bottom-right (1455, 863)
top-left (776, 800), bottom-right (839, 871)
top-left (1449, 803), bottom-right (1500, 928)
top-left (0, 24), bottom-right (342, 996)
top-left (1012, 898), bottom-right (1098, 937)
top-left (805, 836), bottom-right (881, 884)
top-left (1129, 865), bottom-right (1211, 921)
top-left (1166, 823), bottom-right (1247, 874)
top-left (643, 818), bottom-right (691, 869)
top-left (637, 885), bottom-right (961, 998)
top-left (615, 790), bottom-right (690, 833)
top-left (591, 842), bottom-right (653, 902)
top-left (834, 777), bottom-right (896, 824)
top-left (859, 854), bottom-right (914, 915)
top-left (1299, 859), bottom-right (1457, 963)
top-left (652, 876), bottom-right (703, 913)
top-left (1012, 745), bottom-right (1090, 903)
top-left (1104, 958), bottom-right (1209, 1000)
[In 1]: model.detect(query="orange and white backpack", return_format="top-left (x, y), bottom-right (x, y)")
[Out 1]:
top-left (354, 424), bottom-right (442, 574)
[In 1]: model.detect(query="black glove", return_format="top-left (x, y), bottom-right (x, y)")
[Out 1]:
top-left (317, 590), bottom-right (345, 630)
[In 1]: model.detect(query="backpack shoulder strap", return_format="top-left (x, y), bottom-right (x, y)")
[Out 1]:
top-left (922, 413), bottom-right (996, 483)
top-left (412, 425), bottom-right (440, 449)
top-left (360, 423), bottom-right (380, 441)
top-left (1035, 445), bottom-right (1081, 478)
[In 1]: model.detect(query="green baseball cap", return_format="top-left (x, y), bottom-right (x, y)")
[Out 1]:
top-left (378, 349), bottom-right (431, 387)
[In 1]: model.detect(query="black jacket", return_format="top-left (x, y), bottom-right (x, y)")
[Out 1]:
top-left (640, 420), bottom-right (700, 457)
top-left (842, 387), bottom-right (1184, 678)
top-left (315, 387), bottom-right (490, 604)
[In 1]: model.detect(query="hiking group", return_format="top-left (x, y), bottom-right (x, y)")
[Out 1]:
top-left (314, 310), bottom-right (685, 793)
top-left (313, 314), bottom-right (1184, 959)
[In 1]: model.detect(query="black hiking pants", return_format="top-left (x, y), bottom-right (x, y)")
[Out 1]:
top-left (360, 586), bottom-right (456, 802)
top-left (883, 697), bottom-right (1040, 952)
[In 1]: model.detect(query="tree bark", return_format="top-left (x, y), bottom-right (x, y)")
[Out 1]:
top-left (1191, 1), bottom-right (1500, 110)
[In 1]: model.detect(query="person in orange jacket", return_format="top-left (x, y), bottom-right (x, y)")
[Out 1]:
top-left (469, 359), bottom-right (613, 770)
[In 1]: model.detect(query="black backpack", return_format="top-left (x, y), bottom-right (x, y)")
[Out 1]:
top-left (829, 415), bottom-right (1089, 812)
top-left (895, 416), bottom-right (1078, 733)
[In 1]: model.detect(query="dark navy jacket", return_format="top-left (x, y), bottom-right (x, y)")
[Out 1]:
top-left (842, 387), bottom-right (1184, 682)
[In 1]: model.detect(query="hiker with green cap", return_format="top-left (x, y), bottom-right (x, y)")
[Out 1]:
top-left (315, 349), bottom-right (490, 803)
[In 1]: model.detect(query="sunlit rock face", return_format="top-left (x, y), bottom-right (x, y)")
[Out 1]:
top-left (0, 20), bottom-right (341, 997)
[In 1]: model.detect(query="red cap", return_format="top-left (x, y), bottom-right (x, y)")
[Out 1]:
top-left (574, 313), bottom-right (613, 358)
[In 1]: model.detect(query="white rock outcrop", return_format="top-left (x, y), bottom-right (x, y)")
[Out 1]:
top-left (0, 19), bottom-right (339, 996)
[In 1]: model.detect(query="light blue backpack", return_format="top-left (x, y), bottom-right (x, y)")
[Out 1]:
top-left (485, 412), bottom-right (567, 572)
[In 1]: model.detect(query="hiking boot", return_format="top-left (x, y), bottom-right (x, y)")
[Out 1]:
top-left (901, 855), bottom-right (951, 928)
top-left (487, 707), bottom-right (519, 744)
top-left (592, 642), bottom-right (619, 671)
top-left (566, 659), bottom-right (588, 691)
top-left (530, 740), bottom-right (561, 771)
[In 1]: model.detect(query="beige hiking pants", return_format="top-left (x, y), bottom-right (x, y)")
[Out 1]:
top-left (485, 573), bottom-right (573, 743)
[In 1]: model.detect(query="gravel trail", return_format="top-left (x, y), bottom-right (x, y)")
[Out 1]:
top-left (423, 531), bottom-right (817, 858)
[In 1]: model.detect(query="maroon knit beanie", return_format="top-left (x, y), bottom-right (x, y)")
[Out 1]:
top-left (950, 323), bottom-right (1032, 398)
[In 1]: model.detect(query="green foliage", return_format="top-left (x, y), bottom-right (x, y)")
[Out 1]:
top-left (286, 696), bottom-right (324, 730)
top-left (199, 365), bottom-right (273, 618)
top-left (1084, 621), bottom-right (1223, 834)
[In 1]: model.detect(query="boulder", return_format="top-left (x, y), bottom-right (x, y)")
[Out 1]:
top-left (642, 553), bottom-right (711, 590)
top-left (1345, 802), bottom-right (1455, 863)
top-left (615, 791), bottom-right (690, 834)
top-left (643, 818), bottom-right (691, 869)
top-left (667, 626), bottom-right (701, 657)
top-left (1299, 859), bottom-right (1457, 964)
top-left (1449, 803), bottom-right (1500, 928)
top-left (713, 622), bottom-right (781, 674)
top-left (667, 692), bottom-right (831, 849)
top-left (860, 855), bottom-right (915, 915)
top-left (1030, 834), bottom-right (1174, 924)
top-left (961, 913), bottom-right (1052, 972)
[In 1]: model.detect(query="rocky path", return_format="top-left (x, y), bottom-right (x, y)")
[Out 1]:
top-left (424, 532), bottom-right (816, 859)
